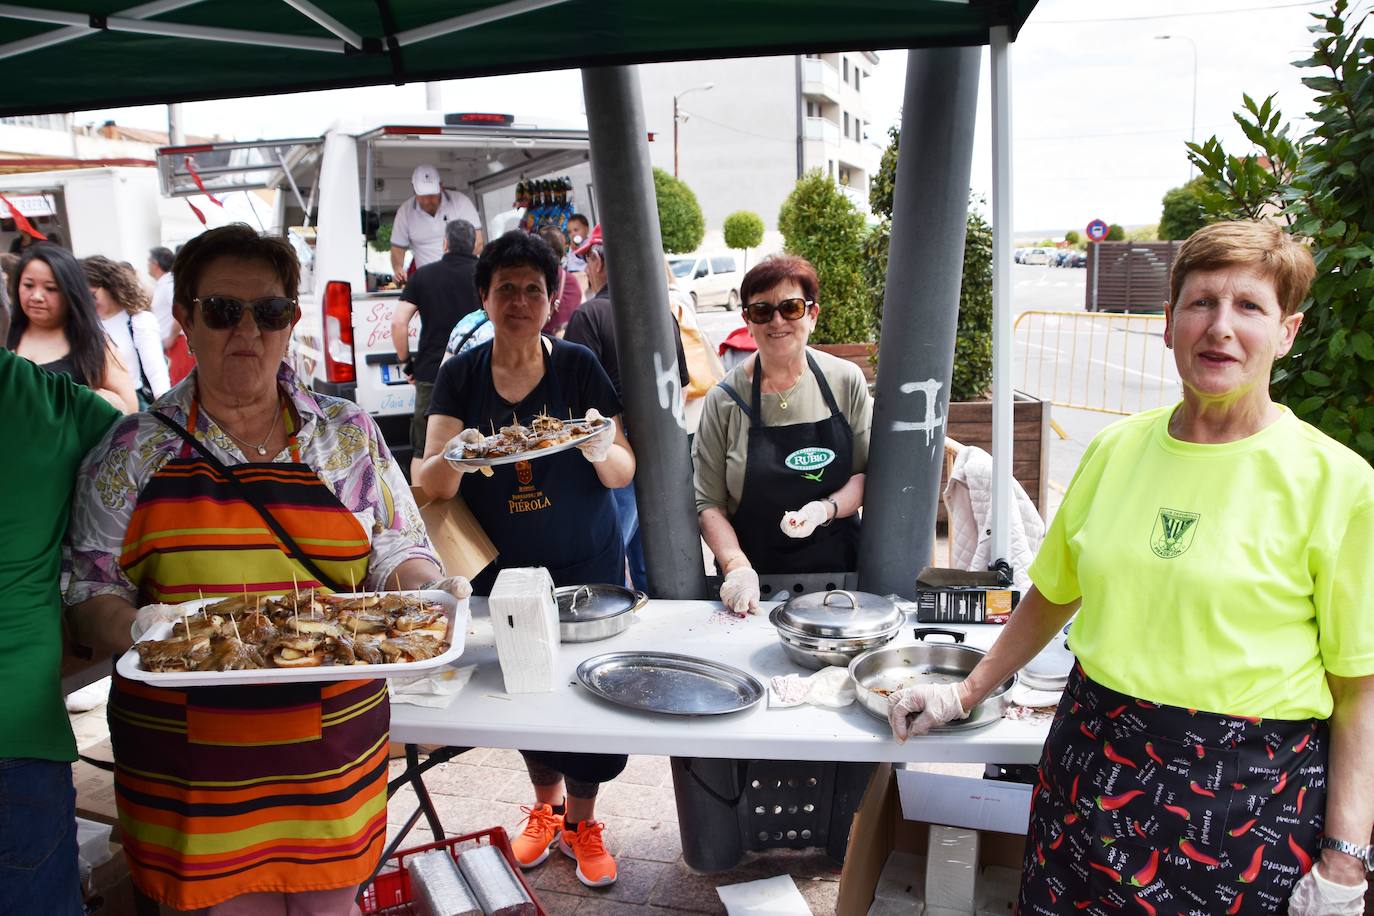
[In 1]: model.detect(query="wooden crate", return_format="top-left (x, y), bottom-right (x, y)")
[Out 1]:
top-left (942, 391), bottom-right (1050, 519)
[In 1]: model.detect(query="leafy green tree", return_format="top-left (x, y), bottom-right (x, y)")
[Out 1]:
top-left (1158, 178), bottom-right (1212, 241)
top-left (1106, 223), bottom-right (1126, 241)
top-left (722, 210), bottom-right (765, 271)
top-left (778, 170), bottom-right (870, 344)
top-left (1188, 1), bottom-right (1374, 458)
top-left (1126, 224), bottom-right (1159, 242)
top-left (864, 125), bottom-right (993, 399)
top-left (653, 168), bottom-right (705, 254)
top-left (368, 223), bottom-right (392, 253)
top-left (1064, 230), bottom-right (1082, 247)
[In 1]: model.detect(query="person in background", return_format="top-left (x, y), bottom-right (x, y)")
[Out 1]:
top-left (562, 212), bottom-right (590, 299)
top-left (665, 257), bottom-right (725, 434)
top-left (564, 224), bottom-right (689, 592)
top-left (149, 245), bottom-right (194, 384)
top-left (888, 221), bottom-right (1374, 916)
top-left (7, 227), bottom-right (39, 254)
top-left (7, 243), bottom-right (137, 413)
top-left (0, 252), bottom-right (14, 324)
top-left (0, 349), bottom-right (120, 916)
top-left (83, 255), bottom-right (171, 403)
top-left (418, 230), bottom-right (632, 888)
top-left (390, 164), bottom-right (482, 283)
top-left (539, 224), bottom-right (582, 335)
top-left (391, 219), bottom-right (481, 475)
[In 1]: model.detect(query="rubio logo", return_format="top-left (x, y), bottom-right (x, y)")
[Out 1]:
top-left (785, 447), bottom-right (835, 481)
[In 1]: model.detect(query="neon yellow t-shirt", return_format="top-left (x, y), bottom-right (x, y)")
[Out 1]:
top-left (1030, 404), bottom-right (1374, 720)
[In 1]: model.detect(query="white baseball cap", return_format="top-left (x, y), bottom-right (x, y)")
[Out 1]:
top-left (411, 164), bottom-right (441, 195)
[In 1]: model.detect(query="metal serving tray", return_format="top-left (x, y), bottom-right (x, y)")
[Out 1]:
top-left (575, 651), bottom-right (764, 716)
top-left (442, 419), bottom-right (611, 468)
top-left (116, 590), bottom-right (468, 687)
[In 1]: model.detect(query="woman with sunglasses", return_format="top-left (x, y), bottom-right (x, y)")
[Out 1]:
top-left (66, 224), bottom-right (465, 914)
top-left (693, 255), bottom-right (873, 614)
top-left (7, 242), bottom-right (138, 413)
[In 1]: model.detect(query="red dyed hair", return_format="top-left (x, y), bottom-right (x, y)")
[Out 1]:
top-left (740, 254), bottom-right (819, 305)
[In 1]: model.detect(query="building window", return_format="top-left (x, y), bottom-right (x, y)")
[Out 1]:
top-left (807, 101), bottom-right (820, 118)
top-left (842, 58), bottom-right (849, 82)
top-left (828, 160), bottom-right (835, 178)
top-left (0, 114), bottom-right (66, 131)
top-left (843, 111), bottom-right (850, 138)
top-left (855, 70), bottom-right (862, 91)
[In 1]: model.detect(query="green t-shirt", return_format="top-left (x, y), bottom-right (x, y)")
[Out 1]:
top-left (1030, 404), bottom-right (1374, 720)
top-left (1, 350), bottom-right (120, 761)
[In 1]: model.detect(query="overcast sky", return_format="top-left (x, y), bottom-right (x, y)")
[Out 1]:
top-left (79, 0), bottom-right (1370, 234)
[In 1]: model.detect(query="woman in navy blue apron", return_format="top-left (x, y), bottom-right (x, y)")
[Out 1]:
top-left (693, 254), bottom-right (873, 614)
top-left (417, 230), bottom-right (632, 889)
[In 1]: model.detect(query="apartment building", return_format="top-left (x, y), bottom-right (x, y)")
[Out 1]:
top-left (635, 51), bottom-right (882, 232)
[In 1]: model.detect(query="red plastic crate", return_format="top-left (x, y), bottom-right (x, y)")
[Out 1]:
top-left (360, 826), bottom-right (546, 915)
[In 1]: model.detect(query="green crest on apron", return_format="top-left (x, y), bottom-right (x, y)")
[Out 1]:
top-left (1151, 507), bottom-right (1200, 558)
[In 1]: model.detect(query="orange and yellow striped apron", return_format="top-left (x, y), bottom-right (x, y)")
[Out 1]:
top-left (109, 403), bottom-right (388, 910)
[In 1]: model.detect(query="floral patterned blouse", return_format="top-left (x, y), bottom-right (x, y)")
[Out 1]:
top-left (67, 364), bottom-right (439, 605)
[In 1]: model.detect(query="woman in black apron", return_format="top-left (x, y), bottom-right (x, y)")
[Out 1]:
top-left (417, 230), bottom-right (632, 889)
top-left (692, 254), bottom-right (872, 614)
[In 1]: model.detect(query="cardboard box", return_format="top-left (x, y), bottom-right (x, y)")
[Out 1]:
top-left (915, 568), bottom-right (1020, 624)
top-left (410, 486), bottom-right (498, 581)
top-left (84, 842), bottom-right (135, 916)
top-left (836, 766), bottom-right (1026, 916)
top-left (73, 742), bottom-right (119, 834)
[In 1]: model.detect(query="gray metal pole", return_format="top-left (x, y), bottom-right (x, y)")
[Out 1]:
top-left (857, 46), bottom-right (981, 598)
top-left (580, 65), bottom-right (707, 600)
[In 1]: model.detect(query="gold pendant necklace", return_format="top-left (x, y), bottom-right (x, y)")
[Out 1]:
top-left (772, 373), bottom-right (804, 410)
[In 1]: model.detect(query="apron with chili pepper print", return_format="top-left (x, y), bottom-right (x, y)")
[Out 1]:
top-left (1019, 664), bottom-right (1327, 916)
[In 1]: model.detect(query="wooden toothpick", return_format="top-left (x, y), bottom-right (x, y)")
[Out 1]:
top-left (230, 614), bottom-right (242, 642)
top-left (349, 568), bottom-right (357, 596)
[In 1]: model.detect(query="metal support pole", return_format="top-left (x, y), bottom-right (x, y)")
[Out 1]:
top-left (581, 65), bottom-right (707, 600)
top-left (989, 28), bottom-right (1014, 569)
top-left (857, 46), bottom-right (980, 598)
top-left (167, 103), bottom-right (184, 146)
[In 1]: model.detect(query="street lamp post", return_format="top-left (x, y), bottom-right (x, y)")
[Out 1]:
top-left (1154, 34), bottom-right (1198, 180)
top-left (672, 82), bottom-right (714, 178)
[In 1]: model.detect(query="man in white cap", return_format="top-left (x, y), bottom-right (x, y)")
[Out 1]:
top-left (390, 164), bottom-right (481, 284)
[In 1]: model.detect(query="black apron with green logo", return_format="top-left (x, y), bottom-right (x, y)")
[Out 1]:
top-left (720, 353), bottom-right (860, 575)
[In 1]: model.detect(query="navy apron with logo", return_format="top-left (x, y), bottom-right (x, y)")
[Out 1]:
top-left (721, 352), bottom-right (860, 574)
top-left (461, 339), bottom-right (624, 593)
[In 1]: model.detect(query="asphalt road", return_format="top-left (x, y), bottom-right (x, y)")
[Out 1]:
top-left (691, 262), bottom-right (1181, 515)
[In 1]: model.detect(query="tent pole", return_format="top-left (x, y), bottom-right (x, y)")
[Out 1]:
top-left (580, 65), bottom-right (707, 600)
top-left (989, 27), bottom-right (1013, 568)
top-left (857, 46), bottom-right (980, 598)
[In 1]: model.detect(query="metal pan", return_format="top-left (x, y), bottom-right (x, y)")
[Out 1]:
top-left (555, 584), bottom-right (647, 642)
top-left (443, 420), bottom-right (612, 468)
top-left (849, 628), bottom-right (1014, 733)
top-left (575, 651), bottom-right (764, 716)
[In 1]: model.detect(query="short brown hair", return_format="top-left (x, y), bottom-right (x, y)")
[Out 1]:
top-left (172, 224), bottom-right (300, 313)
top-left (83, 255), bottom-right (151, 314)
top-left (1169, 221), bottom-right (1315, 316)
top-left (740, 254), bottom-right (819, 306)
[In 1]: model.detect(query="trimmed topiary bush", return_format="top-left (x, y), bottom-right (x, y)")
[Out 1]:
top-left (653, 168), bottom-right (705, 254)
top-left (778, 171), bottom-right (871, 344)
top-left (723, 210), bottom-right (764, 270)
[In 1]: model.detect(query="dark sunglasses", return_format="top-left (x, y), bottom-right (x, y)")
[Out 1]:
top-left (746, 297), bottom-right (814, 324)
top-left (193, 296), bottom-right (296, 331)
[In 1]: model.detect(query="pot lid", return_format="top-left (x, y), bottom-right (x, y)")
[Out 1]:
top-left (771, 589), bottom-right (903, 640)
top-left (555, 584), bottom-right (641, 623)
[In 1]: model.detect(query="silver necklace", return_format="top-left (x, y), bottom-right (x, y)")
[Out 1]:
top-left (204, 400), bottom-right (282, 456)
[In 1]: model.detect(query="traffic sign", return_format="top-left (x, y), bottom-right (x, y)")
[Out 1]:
top-left (1086, 219), bottom-right (1109, 243)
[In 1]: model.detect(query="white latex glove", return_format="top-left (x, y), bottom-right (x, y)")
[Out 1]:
top-left (130, 603), bottom-right (182, 642)
top-left (575, 408), bottom-right (615, 463)
top-left (780, 500), bottom-right (831, 539)
top-left (444, 430), bottom-right (492, 476)
top-left (1288, 865), bottom-right (1367, 915)
top-left (887, 682), bottom-right (969, 743)
top-left (719, 566), bottom-right (761, 616)
top-left (423, 575), bottom-right (473, 600)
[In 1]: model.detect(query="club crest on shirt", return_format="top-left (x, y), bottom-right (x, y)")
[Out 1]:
top-left (785, 446), bottom-right (834, 482)
top-left (515, 460), bottom-right (533, 486)
top-left (1151, 507), bottom-right (1200, 558)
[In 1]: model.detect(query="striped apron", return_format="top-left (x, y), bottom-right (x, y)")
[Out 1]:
top-left (108, 402), bottom-right (389, 910)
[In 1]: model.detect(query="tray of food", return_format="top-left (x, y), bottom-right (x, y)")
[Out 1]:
top-left (444, 413), bottom-right (611, 468)
top-left (115, 590), bottom-right (468, 687)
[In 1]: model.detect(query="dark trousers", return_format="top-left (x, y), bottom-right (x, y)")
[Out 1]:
top-left (521, 750), bottom-right (628, 799)
top-left (0, 758), bottom-right (83, 916)
top-left (410, 380), bottom-right (435, 458)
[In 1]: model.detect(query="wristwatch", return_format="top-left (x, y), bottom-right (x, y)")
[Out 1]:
top-left (1318, 836), bottom-right (1374, 871)
top-left (821, 497), bottom-right (839, 526)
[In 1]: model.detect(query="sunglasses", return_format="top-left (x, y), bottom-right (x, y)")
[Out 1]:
top-left (746, 297), bottom-right (814, 324)
top-left (193, 296), bottom-right (296, 331)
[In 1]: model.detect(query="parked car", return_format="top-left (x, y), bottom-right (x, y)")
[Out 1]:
top-left (1022, 247), bottom-right (1052, 265)
top-left (1051, 249), bottom-right (1073, 267)
top-left (1067, 250), bottom-right (1087, 268)
top-left (669, 254), bottom-right (741, 309)
top-left (1013, 247), bottom-right (1027, 264)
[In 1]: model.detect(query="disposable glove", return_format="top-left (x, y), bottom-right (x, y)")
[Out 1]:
top-left (130, 603), bottom-right (183, 642)
top-left (780, 501), bottom-right (831, 539)
top-left (575, 408), bottom-right (615, 463)
top-left (719, 566), bottom-right (761, 616)
top-left (422, 575), bottom-right (474, 600)
top-left (444, 429), bottom-right (493, 476)
top-left (1288, 864), bottom-right (1367, 915)
top-left (887, 682), bottom-right (969, 743)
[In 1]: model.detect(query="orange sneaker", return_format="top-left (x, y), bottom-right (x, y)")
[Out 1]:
top-left (510, 803), bottom-right (563, 868)
top-left (559, 819), bottom-right (617, 887)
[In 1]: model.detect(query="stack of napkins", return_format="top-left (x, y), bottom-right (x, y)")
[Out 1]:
top-left (488, 567), bottom-right (560, 694)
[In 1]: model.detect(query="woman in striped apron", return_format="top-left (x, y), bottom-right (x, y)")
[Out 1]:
top-left (67, 225), bottom-right (462, 914)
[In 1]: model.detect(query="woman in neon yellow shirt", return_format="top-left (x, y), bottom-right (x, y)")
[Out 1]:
top-left (888, 221), bottom-right (1374, 915)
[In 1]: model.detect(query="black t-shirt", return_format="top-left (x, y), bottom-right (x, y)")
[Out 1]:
top-left (428, 336), bottom-right (623, 431)
top-left (400, 251), bottom-right (480, 383)
top-left (562, 285), bottom-right (690, 399)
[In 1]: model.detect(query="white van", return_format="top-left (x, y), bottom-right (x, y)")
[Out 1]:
top-left (668, 253), bottom-right (740, 310)
top-left (157, 112), bottom-right (591, 459)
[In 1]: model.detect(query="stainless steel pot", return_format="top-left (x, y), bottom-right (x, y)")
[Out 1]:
top-left (769, 589), bottom-right (905, 670)
top-left (849, 628), bottom-right (1015, 732)
top-left (555, 584), bottom-right (647, 643)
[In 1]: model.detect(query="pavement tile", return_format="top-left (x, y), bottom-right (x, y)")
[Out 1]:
top-left (795, 875), bottom-right (840, 913)
top-left (618, 820), bottom-right (683, 864)
top-left (423, 792), bottom-right (526, 838)
top-left (483, 747), bottom-right (529, 770)
top-left (535, 889), bottom-right (584, 916)
top-left (577, 902), bottom-right (655, 915)
top-left (420, 760), bottom-right (518, 800)
top-left (534, 854), bottom-right (668, 905)
top-left (618, 755), bottom-right (672, 788)
top-left (647, 862), bottom-right (733, 914)
top-left (596, 781), bottom-right (679, 822)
